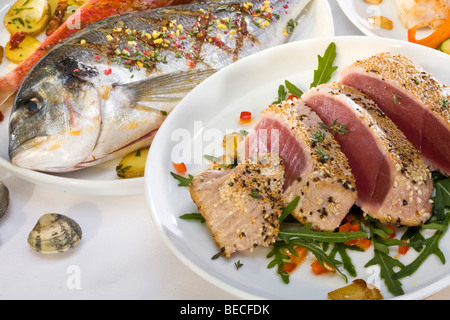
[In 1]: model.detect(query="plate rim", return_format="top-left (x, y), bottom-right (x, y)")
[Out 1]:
top-left (145, 35), bottom-right (450, 300)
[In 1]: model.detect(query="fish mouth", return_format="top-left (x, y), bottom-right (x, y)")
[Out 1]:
top-left (9, 135), bottom-right (54, 170)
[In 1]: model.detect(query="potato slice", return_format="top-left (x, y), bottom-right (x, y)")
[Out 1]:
top-left (5, 0), bottom-right (51, 36)
top-left (328, 279), bottom-right (384, 300)
top-left (5, 35), bottom-right (41, 64)
top-left (116, 148), bottom-right (150, 178)
top-left (62, 0), bottom-right (80, 23)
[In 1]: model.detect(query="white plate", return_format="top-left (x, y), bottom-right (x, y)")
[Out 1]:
top-left (337, 0), bottom-right (438, 41)
top-left (145, 36), bottom-right (450, 300)
top-left (0, 0), bottom-right (333, 195)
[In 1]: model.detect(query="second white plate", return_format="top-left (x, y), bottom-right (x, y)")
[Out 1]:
top-left (146, 36), bottom-right (450, 300)
top-left (337, 0), bottom-right (438, 41)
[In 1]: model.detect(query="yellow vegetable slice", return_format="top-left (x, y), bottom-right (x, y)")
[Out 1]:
top-left (116, 148), bottom-right (150, 179)
top-left (5, 35), bottom-right (41, 64)
top-left (4, 0), bottom-right (51, 36)
top-left (328, 279), bottom-right (384, 300)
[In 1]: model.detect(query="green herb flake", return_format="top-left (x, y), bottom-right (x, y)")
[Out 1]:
top-left (179, 213), bottom-right (205, 223)
top-left (439, 98), bottom-right (449, 108)
top-left (286, 19), bottom-right (298, 34)
top-left (234, 260), bottom-right (243, 270)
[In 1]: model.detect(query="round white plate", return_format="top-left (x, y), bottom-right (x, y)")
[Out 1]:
top-left (337, 0), bottom-right (438, 41)
top-left (145, 36), bottom-right (450, 300)
top-left (0, 0), bottom-right (333, 195)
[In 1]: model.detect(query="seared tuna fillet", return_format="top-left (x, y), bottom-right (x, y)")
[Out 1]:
top-left (340, 53), bottom-right (450, 176)
top-left (189, 154), bottom-right (285, 257)
top-left (302, 82), bottom-right (433, 226)
top-left (241, 100), bottom-right (357, 231)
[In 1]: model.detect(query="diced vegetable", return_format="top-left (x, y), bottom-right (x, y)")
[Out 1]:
top-left (222, 132), bottom-right (244, 161)
top-left (328, 279), bottom-right (384, 300)
top-left (116, 147), bottom-right (149, 178)
top-left (239, 111), bottom-right (252, 124)
top-left (367, 16), bottom-right (393, 30)
top-left (408, 16), bottom-right (450, 48)
top-left (439, 38), bottom-right (450, 54)
top-left (5, 34), bottom-right (41, 63)
top-left (282, 246), bottom-right (308, 274)
top-left (172, 162), bottom-right (187, 174)
top-left (311, 260), bottom-right (334, 275)
top-left (4, 0), bottom-right (51, 36)
top-left (398, 240), bottom-right (409, 255)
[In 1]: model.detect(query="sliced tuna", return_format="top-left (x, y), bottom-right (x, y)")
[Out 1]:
top-left (241, 99), bottom-right (357, 231)
top-left (340, 53), bottom-right (450, 175)
top-left (301, 82), bottom-right (433, 226)
top-left (189, 154), bottom-right (285, 257)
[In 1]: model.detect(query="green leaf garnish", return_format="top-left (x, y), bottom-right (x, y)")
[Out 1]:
top-left (285, 80), bottom-right (303, 97)
top-left (170, 171), bottom-right (194, 186)
top-left (310, 42), bottom-right (338, 88)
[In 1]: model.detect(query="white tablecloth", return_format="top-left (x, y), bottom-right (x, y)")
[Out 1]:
top-left (0, 0), bottom-right (448, 300)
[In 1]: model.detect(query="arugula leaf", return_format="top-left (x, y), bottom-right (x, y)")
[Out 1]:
top-left (365, 249), bottom-right (405, 297)
top-left (170, 171), bottom-right (194, 187)
top-left (434, 179), bottom-right (450, 220)
top-left (279, 196), bottom-right (300, 223)
top-left (266, 241), bottom-right (293, 284)
top-left (330, 243), bottom-right (359, 278)
top-left (278, 223), bottom-right (368, 243)
top-left (289, 238), bottom-right (347, 282)
top-left (310, 42), bottom-right (338, 88)
top-left (393, 210), bottom-right (450, 280)
top-left (272, 84), bottom-right (287, 104)
top-left (285, 80), bottom-right (303, 97)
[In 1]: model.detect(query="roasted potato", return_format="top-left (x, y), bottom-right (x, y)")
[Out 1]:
top-left (328, 279), bottom-right (384, 300)
top-left (4, 0), bottom-right (51, 36)
top-left (5, 34), bottom-right (41, 63)
top-left (116, 148), bottom-right (150, 178)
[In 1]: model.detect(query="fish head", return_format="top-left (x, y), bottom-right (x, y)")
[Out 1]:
top-left (9, 52), bottom-right (102, 172)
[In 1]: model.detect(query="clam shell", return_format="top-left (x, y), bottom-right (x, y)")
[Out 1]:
top-left (28, 213), bottom-right (82, 254)
top-left (0, 181), bottom-right (9, 220)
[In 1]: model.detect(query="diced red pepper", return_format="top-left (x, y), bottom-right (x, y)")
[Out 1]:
top-left (311, 260), bottom-right (330, 275)
top-left (282, 246), bottom-right (307, 274)
top-left (399, 240), bottom-right (410, 255)
top-left (339, 220), bottom-right (371, 250)
top-left (286, 94), bottom-right (298, 101)
top-left (355, 238), bottom-right (371, 251)
top-left (282, 263), bottom-right (297, 273)
top-left (239, 111), bottom-right (252, 124)
top-left (172, 162), bottom-right (187, 173)
top-left (384, 224), bottom-right (396, 239)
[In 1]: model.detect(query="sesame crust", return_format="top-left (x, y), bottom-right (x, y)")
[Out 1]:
top-left (190, 154), bottom-right (285, 257)
top-left (259, 99), bottom-right (357, 231)
top-left (348, 53), bottom-right (450, 127)
top-left (306, 82), bottom-right (433, 226)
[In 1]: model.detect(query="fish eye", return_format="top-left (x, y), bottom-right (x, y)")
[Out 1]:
top-left (23, 97), bottom-right (42, 116)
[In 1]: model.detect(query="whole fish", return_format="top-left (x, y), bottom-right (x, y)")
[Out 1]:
top-left (9, 0), bottom-right (312, 172)
top-left (0, 0), bottom-right (192, 110)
